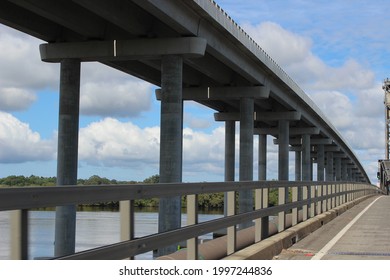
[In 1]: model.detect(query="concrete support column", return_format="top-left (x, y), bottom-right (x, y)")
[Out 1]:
top-left (54, 58), bottom-right (81, 257)
top-left (258, 134), bottom-right (267, 181)
top-left (258, 134), bottom-right (268, 239)
top-left (335, 157), bottom-right (342, 181)
top-left (278, 119), bottom-right (289, 232)
top-left (224, 121), bottom-right (235, 216)
top-left (341, 160), bottom-right (348, 181)
top-left (317, 145), bottom-right (325, 181)
top-left (326, 152), bottom-right (334, 181)
top-left (278, 120), bottom-right (290, 182)
top-left (302, 134), bottom-right (311, 181)
top-left (295, 150), bottom-right (301, 181)
top-left (239, 97), bottom-right (254, 227)
top-left (348, 167), bottom-right (353, 181)
top-left (301, 134), bottom-right (310, 219)
top-left (158, 55), bottom-right (183, 256)
top-left (225, 121), bottom-right (236, 182)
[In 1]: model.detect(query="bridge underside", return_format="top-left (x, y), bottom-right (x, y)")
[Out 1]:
top-left (0, 0), bottom-right (370, 258)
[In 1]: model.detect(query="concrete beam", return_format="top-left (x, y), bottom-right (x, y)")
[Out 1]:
top-left (258, 127), bottom-right (319, 136)
top-left (324, 146), bottom-right (341, 152)
top-left (214, 111), bottom-right (300, 122)
top-left (40, 37), bottom-right (207, 62)
top-left (275, 137), bottom-right (331, 145)
top-left (156, 86), bottom-right (269, 101)
top-left (255, 111), bottom-right (301, 121)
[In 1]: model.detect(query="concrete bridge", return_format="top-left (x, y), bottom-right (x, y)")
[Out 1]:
top-left (0, 0), bottom-right (380, 260)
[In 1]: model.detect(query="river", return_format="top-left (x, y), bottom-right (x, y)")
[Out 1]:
top-left (0, 208), bottom-right (223, 260)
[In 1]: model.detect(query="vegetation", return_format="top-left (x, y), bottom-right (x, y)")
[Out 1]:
top-left (0, 174), bottom-right (279, 209)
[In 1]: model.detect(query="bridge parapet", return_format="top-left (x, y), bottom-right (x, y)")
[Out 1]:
top-left (1, 180), bottom-right (380, 260)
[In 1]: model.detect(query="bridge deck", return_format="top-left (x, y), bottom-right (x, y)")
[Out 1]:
top-left (274, 195), bottom-right (390, 260)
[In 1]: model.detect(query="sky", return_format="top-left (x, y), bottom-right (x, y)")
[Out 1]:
top-left (0, 1), bottom-right (387, 184)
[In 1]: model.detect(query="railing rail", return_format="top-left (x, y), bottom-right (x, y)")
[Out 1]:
top-left (0, 181), bottom-right (381, 260)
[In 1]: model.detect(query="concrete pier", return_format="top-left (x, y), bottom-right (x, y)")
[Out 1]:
top-left (54, 59), bottom-right (81, 257)
top-left (158, 55), bottom-right (183, 256)
top-left (239, 97), bottom-right (254, 228)
top-left (278, 119), bottom-right (289, 232)
top-left (317, 144), bottom-right (325, 181)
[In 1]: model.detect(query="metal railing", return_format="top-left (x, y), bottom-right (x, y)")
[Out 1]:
top-left (0, 181), bottom-right (380, 260)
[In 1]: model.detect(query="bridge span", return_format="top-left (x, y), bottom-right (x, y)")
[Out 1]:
top-left (0, 0), bottom-right (378, 260)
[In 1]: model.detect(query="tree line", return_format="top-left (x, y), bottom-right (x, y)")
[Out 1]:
top-left (0, 174), bottom-right (278, 209)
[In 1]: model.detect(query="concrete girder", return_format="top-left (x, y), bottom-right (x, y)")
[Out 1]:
top-left (0, 1), bottom-right (68, 42)
top-left (275, 137), bottom-right (331, 145)
top-left (11, 0), bottom-right (119, 40)
top-left (72, 0), bottom-right (155, 36)
top-left (257, 126), bottom-right (318, 136)
top-left (39, 37), bottom-right (207, 62)
top-left (214, 111), bottom-right (300, 122)
top-left (156, 86), bottom-right (269, 101)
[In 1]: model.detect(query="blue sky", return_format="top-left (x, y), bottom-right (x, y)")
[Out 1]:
top-left (0, 1), bottom-right (387, 183)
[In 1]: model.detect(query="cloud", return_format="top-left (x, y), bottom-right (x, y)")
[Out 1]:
top-left (310, 91), bottom-right (354, 130)
top-left (0, 26), bottom-right (154, 117)
top-left (0, 112), bottom-right (55, 163)
top-left (79, 118), bottom-right (160, 167)
top-left (0, 26), bottom-right (59, 112)
top-left (310, 89), bottom-right (384, 151)
top-left (80, 80), bottom-right (152, 118)
top-left (78, 118), bottom-right (227, 177)
top-left (241, 20), bottom-right (382, 183)
top-left (0, 88), bottom-right (36, 111)
top-left (79, 63), bottom-right (153, 117)
top-left (242, 21), bottom-right (375, 92)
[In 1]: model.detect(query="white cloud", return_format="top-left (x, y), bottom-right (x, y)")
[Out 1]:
top-left (0, 112), bottom-right (55, 163)
top-left (78, 118), bottom-right (227, 178)
top-left (310, 91), bottom-right (354, 130)
top-left (79, 118), bottom-right (160, 167)
top-left (79, 62), bottom-right (153, 117)
top-left (243, 21), bottom-right (375, 92)
top-left (80, 80), bottom-right (152, 117)
top-left (242, 20), bottom-right (382, 183)
top-left (0, 25), bottom-right (59, 103)
top-left (0, 88), bottom-right (36, 111)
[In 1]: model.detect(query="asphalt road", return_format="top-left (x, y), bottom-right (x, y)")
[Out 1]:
top-left (274, 195), bottom-right (390, 260)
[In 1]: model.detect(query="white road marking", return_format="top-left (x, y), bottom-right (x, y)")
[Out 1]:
top-left (311, 196), bottom-right (383, 260)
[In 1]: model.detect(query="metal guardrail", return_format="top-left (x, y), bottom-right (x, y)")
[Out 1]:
top-left (1, 181), bottom-right (380, 260)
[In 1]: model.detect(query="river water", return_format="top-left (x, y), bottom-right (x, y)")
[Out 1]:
top-left (0, 209), bottom-right (223, 260)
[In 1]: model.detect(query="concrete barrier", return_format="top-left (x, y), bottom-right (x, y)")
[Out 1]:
top-left (158, 195), bottom-right (374, 260)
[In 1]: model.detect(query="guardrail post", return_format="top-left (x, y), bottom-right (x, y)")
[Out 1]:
top-left (120, 200), bottom-right (134, 259)
top-left (255, 188), bottom-right (262, 242)
top-left (292, 186), bottom-right (298, 226)
top-left (302, 185), bottom-right (307, 221)
top-left (323, 184), bottom-right (327, 212)
top-left (310, 185), bottom-right (315, 218)
top-left (186, 194), bottom-right (198, 260)
top-left (332, 184), bottom-right (336, 208)
top-left (10, 209), bottom-right (28, 260)
top-left (227, 191), bottom-right (236, 255)
top-left (317, 185), bottom-right (322, 215)
top-left (278, 186), bottom-right (286, 232)
top-left (262, 188), bottom-right (269, 239)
